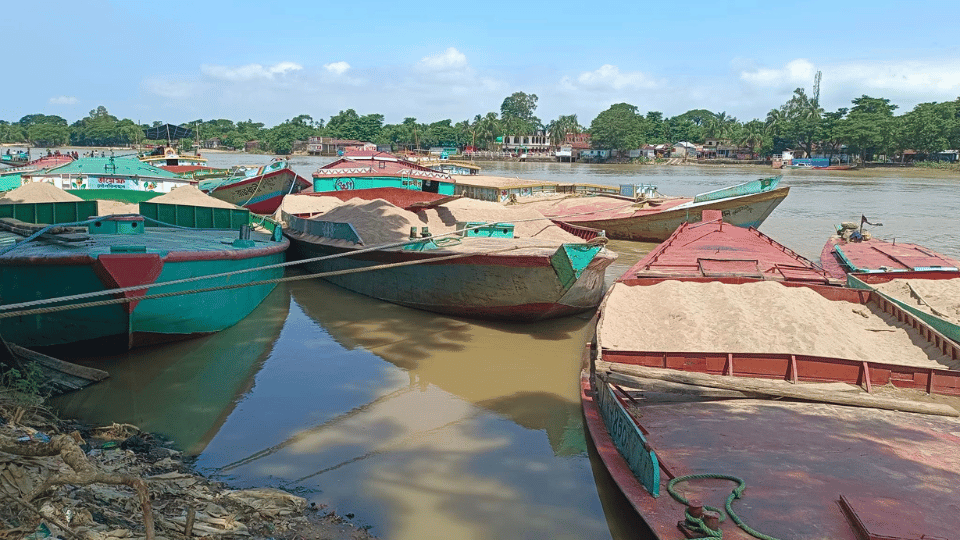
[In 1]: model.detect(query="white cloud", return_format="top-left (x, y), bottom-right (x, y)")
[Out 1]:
top-left (563, 65), bottom-right (660, 91)
top-left (739, 57), bottom-right (960, 113)
top-left (200, 61), bottom-right (303, 81)
top-left (740, 58), bottom-right (816, 88)
top-left (49, 96), bottom-right (78, 105)
top-left (417, 47), bottom-right (468, 72)
top-left (324, 61), bottom-right (350, 75)
top-left (142, 78), bottom-right (198, 99)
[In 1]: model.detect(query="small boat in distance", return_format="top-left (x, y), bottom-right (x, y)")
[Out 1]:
top-left (0, 149), bottom-right (31, 167)
top-left (583, 210), bottom-right (960, 540)
top-left (821, 216), bottom-right (960, 343)
top-left (280, 190), bottom-right (616, 321)
top-left (517, 176), bottom-right (789, 242)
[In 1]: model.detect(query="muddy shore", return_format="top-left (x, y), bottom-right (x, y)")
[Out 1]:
top-left (0, 395), bottom-right (377, 540)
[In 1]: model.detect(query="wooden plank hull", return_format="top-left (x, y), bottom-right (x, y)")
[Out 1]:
top-left (205, 167), bottom-right (309, 214)
top-left (552, 186), bottom-right (789, 242)
top-left (285, 232), bottom-right (614, 322)
top-left (0, 229), bottom-right (288, 352)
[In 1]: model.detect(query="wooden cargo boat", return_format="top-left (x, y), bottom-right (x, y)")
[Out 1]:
top-left (582, 210), bottom-right (960, 540)
top-left (821, 218), bottom-right (960, 344)
top-left (312, 150), bottom-right (458, 195)
top-left (281, 189), bottom-right (616, 321)
top-left (1, 334), bottom-right (108, 395)
top-left (197, 158), bottom-right (310, 214)
top-left (518, 176), bottom-right (789, 242)
top-left (0, 199), bottom-right (288, 352)
top-left (21, 156), bottom-right (194, 203)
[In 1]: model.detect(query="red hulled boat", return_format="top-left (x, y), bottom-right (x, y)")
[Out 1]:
top-left (582, 210), bottom-right (960, 540)
top-left (820, 217), bottom-right (960, 344)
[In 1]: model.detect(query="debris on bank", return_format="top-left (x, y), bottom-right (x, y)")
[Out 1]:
top-left (0, 405), bottom-right (377, 540)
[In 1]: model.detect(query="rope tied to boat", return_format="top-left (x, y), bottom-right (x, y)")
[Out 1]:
top-left (667, 474), bottom-right (781, 540)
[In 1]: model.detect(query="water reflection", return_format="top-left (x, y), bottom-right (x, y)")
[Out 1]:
top-left (52, 284), bottom-right (290, 454)
top-left (186, 276), bottom-right (615, 539)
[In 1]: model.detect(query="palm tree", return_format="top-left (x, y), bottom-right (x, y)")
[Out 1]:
top-left (546, 114), bottom-right (582, 146)
top-left (765, 108), bottom-right (786, 136)
top-left (738, 121), bottom-right (766, 158)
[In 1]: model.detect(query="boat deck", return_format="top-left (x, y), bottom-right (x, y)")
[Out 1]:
top-left (584, 369), bottom-right (960, 540)
top-left (0, 225), bottom-right (279, 261)
top-left (822, 235), bottom-right (960, 279)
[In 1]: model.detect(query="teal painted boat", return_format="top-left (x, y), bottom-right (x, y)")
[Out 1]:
top-left (821, 226), bottom-right (960, 344)
top-left (0, 200), bottom-right (288, 352)
top-left (21, 156), bottom-right (195, 203)
top-left (312, 150), bottom-right (458, 195)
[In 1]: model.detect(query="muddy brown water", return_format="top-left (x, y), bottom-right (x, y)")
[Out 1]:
top-left (52, 156), bottom-right (959, 539)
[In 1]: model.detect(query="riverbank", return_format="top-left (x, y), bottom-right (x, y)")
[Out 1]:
top-left (0, 392), bottom-right (377, 540)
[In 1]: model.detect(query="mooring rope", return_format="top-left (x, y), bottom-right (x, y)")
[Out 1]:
top-left (0, 244), bottom-right (540, 319)
top-left (667, 474), bottom-right (781, 540)
top-left (0, 217), bottom-right (559, 313)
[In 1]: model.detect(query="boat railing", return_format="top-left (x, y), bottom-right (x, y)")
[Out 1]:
top-left (554, 220), bottom-right (603, 240)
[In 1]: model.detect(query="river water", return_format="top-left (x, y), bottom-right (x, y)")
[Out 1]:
top-left (52, 155), bottom-right (959, 539)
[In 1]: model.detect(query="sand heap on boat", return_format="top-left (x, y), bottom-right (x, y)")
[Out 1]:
top-left (151, 185), bottom-right (240, 209)
top-left (598, 280), bottom-right (960, 370)
top-left (0, 181), bottom-right (142, 215)
top-left (281, 195), bottom-right (582, 245)
top-left (874, 278), bottom-right (960, 324)
top-left (0, 181), bottom-right (83, 203)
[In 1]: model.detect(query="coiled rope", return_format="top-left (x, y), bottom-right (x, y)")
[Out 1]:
top-left (667, 474), bottom-right (781, 540)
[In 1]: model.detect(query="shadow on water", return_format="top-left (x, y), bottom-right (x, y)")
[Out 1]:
top-left (190, 274), bottom-right (618, 539)
top-left (51, 283), bottom-right (291, 455)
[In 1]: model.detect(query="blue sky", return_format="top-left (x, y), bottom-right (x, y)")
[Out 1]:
top-left (5, 0), bottom-right (959, 127)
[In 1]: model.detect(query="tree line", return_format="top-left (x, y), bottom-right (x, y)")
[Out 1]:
top-left (2, 86), bottom-right (958, 161)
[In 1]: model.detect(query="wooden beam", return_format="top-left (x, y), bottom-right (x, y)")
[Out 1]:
top-left (601, 363), bottom-right (960, 417)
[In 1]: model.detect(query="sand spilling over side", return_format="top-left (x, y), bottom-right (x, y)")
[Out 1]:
top-left (597, 280), bottom-right (959, 370)
top-left (285, 195), bottom-right (582, 245)
top-left (96, 200), bottom-right (140, 215)
top-left (0, 181), bottom-right (83, 203)
top-left (279, 194), bottom-right (345, 216)
top-left (151, 185), bottom-right (239, 209)
top-left (874, 277), bottom-right (960, 324)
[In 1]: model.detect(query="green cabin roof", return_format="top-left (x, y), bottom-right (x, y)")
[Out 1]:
top-left (45, 156), bottom-right (182, 179)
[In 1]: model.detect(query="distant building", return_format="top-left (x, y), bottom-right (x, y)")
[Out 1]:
top-left (202, 138), bottom-right (221, 149)
top-left (672, 141), bottom-right (697, 157)
top-left (503, 131), bottom-right (551, 154)
top-left (244, 140), bottom-right (261, 152)
top-left (307, 137), bottom-right (375, 155)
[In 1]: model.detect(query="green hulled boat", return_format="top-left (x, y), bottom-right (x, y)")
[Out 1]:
top-left (0, 199), bottom-right (288, 353)
top-left (21, 156), bottom-right (195, 204)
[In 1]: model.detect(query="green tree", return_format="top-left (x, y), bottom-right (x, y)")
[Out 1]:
top-left (900, 101), bottom-right (957, 158)
top-left (500, 92), bottom-right (541, 136)
top-left (588, 103), bottom-right (645, 153)
top-left (738, 120), bottom-right (767, 158)
top-left (665, 116), bottom-right (703, 143)
top-left (262, 115), bottom-right (322, 154)
top-left (834, 95), bottom-right (898, 162)
top-left (28, 123), bottom-right (70, 146)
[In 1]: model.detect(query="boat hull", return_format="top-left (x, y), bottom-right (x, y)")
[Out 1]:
top-left (0, 239), bottom-right (287, 352)
top-left (285, 232), bottom-right (613, 322)
top-left (558, 186), bottom-right (789, 242)
top-left (206, 168), bottom-right (308, 214)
